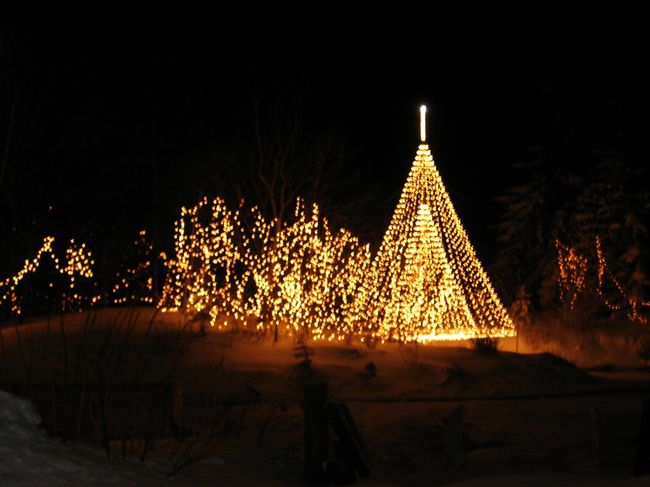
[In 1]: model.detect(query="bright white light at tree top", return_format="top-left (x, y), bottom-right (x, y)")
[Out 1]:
top-left (420, 105), bottom-right (427, 142)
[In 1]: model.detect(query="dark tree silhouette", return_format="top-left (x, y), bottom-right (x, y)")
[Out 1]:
top-left (494, 67), bottom-right (650, 311)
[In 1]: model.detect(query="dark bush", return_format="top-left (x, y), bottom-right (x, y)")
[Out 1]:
top-left (471, 337), bottom-right (499, 354)
top-left (363, 361), bottom-right (377, 378)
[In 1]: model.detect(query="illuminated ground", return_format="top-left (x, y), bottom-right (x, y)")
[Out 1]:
top-left (1, 307), bottom-right (649, 485)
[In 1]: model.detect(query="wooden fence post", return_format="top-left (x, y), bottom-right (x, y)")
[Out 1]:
top-left (324, 400), bottom-right (369, 482)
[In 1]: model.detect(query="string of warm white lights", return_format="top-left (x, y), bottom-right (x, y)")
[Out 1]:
top-left (354, 108), bottom-right (516, 341)
top-left (556, 240), bottom-right (588, 310)
top-left (0, 236), bottom-right (95, 315)
top-left (595, 236), bottom-right (649, 324)
top-left (159, 198), bottom-right (371, 340)
top-left (555, 237), bottom-right (648, 323)
top-left (110, 230), bottom-right (154, 305)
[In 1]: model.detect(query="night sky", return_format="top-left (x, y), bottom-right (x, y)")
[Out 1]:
top-left (2, 11), bottom-right (650, 270)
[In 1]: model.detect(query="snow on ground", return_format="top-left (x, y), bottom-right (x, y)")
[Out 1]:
top-left (2, 308), bottom-right (650, 485)
top-left (0, 390), bottom-right (165, 486)
top-left (3, 387), bottom-right (648, 487)
top-left (0, 389), bottom-right (294, 486)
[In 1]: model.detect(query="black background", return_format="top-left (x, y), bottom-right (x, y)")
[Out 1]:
top-left (2, 10), bottom-right (649, 269)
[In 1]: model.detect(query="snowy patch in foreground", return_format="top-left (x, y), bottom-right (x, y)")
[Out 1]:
top-left (0, 390), bottom-right (162, 486)
top-left (0, 390), bottom-right (41, 439)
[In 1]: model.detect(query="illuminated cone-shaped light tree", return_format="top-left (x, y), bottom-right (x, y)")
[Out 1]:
top-left (358, 106), bottom-right (515, 342)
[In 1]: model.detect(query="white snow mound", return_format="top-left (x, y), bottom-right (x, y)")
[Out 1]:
top-left (0, 390), bottom-right (42, 439)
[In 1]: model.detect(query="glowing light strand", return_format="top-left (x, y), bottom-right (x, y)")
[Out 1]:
top-left (596, 236), bottom-right (649, 324)
top-left (554, 237), bottom-right (648, 323)
top-left (159, 197), bottom-right (371, 340)
top-left (0, 237), bottom-right (95, 315)
top-left (556, 239), bottom-right (588, 309)
top-left (353, 111), bottom-right (516, 342)
top-left (110, 230), bottom-right (155, 305)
